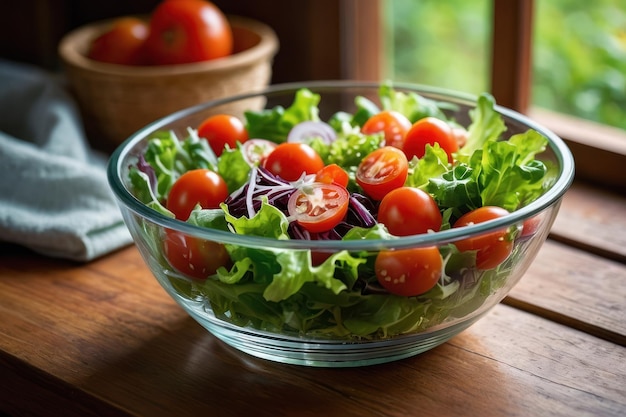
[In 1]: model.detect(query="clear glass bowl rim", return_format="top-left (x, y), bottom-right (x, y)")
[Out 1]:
top-left (107, 80), bottom-right (575, 252)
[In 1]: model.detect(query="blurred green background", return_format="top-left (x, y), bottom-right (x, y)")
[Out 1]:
top-left (384, 0), bottom-right (626, 131)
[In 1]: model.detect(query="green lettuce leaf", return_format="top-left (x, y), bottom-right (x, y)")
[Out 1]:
top-left (324, 130), bottom-right (384, 171)
top-left (216, 145), bottom-right (251, 193)
top-left (263, 250), bottom-right (365, 302)
top-left (427, 125), bottom-right (549, 213)
top-left (457, 93), bottom-right (507, 160)
top-left (244, 88), bottom-right (321, 143)
top-left (427, 164), bottom-right (482, 214)
top-left (128, 166), bottom-right (174, 217)
top-left (342, 223), bottom-right (393, 241)
top-left (405, 144), bottom-right (451, 189)
top-left (222, 197), bottom-right (290, 240)
top-left (327, 95), bottom-right (380, 130)
top-left (187, 207), bottom-right (230, 232)
top-left (378, 81), bottom-right (453, 122)
top-left (341, 295), bottom-right (430, 337)
top-left (352, 95), bottom-right (382, 127)
top-left (143, 129), bottom-right (218, 199)
top-left (474, 130), bottom-right (548, 211)
top-left (281, 88), bottom-right (321, 125)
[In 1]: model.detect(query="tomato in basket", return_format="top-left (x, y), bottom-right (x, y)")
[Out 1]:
top-left (88, 17), bottom-right (149, 65)
top-left (144, 0), bottom-right (233, 65)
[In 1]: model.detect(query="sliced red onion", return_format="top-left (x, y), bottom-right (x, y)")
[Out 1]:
top-left (287, 121), bottom-right (337, 145)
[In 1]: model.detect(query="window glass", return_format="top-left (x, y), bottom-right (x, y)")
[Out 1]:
top-left (383, 0), bottom-right (491, 95)
top-left (533, 0), bottom-right (626, 130)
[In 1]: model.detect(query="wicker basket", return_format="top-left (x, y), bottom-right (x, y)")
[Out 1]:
top-left (58, 16), bottom-right (279, 149)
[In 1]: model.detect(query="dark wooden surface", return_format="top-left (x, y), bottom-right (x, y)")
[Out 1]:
top-left (1, 181), bottom-right (625, 417)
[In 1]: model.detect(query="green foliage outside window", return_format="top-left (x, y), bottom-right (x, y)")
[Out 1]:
top-left (383, 0), bottom-right (490, 94)
top-left (384, 0), bottom-right (626, 131)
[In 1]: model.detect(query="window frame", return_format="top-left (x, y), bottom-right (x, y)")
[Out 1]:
top-left (341, 0), bottom-right (626, 192)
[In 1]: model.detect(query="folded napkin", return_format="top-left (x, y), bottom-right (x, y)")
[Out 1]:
top-left (0, 59), bottom-right (132, 261)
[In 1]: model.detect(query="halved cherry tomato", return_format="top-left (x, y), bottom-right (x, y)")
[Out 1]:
top-left (241, 139), bottom-right (277, 166)
top-left (361, 110), bottom-right (412, 149)
top-left (378, 187), bottom-right (442, 236)
top-left (356, 146), bottom-right (409, 200)
top-left (315, 164), bottom-right (350, 188)
top-left (144, 0), bottom-right (233, 65)
top-left (287, 183), bottom-right (349, 233)
top-left (404, 117), bottom-right (458, 163)
top-left (164, 229), bottom-right (231, 280)
top-left (375, 246), bottom-right (443, 296)
top-left (88, 17), bottom-right (149, 65)
top-left (197, 114), bottom-right (248, 156)
top-left (166, 169), bottom-right (228, 220)
top-left (263, 142), bottom-right (324, 181)
top-left (453, 206), bottom-right (513, 270)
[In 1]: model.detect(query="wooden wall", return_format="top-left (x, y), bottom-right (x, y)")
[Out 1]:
top-left (0, 0), bottom-right (344, 83)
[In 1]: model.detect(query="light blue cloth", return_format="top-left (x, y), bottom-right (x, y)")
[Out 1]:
top-left (0, 59), bottom-right (132, 261)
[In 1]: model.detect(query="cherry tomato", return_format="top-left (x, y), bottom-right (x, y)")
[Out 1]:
top-left (519, 214), bottom-right (543, 239)
top-left (263, 142), bottom-right (325, 181)
top-left (375, 246), bottom-right (443, 296)
top-left (453, 206), bottom-right (514, 270)
top-left (356, 146), bottom-right (409, 200)
top-left (315, 164), bottom-right (350, 188)
top-left (87, 17), bottom-right (149, 65)
top-left (378, 187), bottom-right (442, 236)
top-left (310, 250), bottom-right (333, 266)
top-left (164, 229), bottom-right (231, 280)
top-left (404, 117), bottom-right (458, 163)
top-left (241, 139), bottom-right (277, 166)
top-left (166, 169), bottom-right (228, 220)
top-left (144, 0), bottom-right (233, 65)
top-left (361, 110), bottom-right (412, 149)
top-left (197, 114), bottom-right (248, 156)
top-left (287, 183), bottom-right (349, 233)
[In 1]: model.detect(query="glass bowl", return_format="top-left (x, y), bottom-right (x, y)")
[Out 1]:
top-left (107, 81), bottom-right (575, 367)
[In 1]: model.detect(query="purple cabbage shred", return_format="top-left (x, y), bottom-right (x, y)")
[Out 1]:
top-left (223, 166), bottom-right (379, 241)
top-left (136, 154), bottom-right (158, 195)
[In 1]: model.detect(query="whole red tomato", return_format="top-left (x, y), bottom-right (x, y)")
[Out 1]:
top-left (144, 0), bottom-right (233, 65)
top-left (166, 169), bottom-right (229, 220)
top-left (404, 117), bottom-right (458, 163)
top-left (197, 114), bottom-right (248, 156)
top-left (378, 187), bottom-right (442, 236)
top-left (453, 206), bottom-right (514, 270)
top-left (263, 142), bottom-right (325, 182)
top-left (361, 110), bottom-right (412, 149)
top-left (315, 164), bottom-right (350, 188)
top-left (164, 229), bottom-right (231, 280)
top-left (375, 246), bottom-right (443, 297)
top-left (88, 17), bottom-right (149, 65)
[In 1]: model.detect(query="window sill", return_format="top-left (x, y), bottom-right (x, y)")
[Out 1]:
top-left (529, 108), bottom-right (626, 192)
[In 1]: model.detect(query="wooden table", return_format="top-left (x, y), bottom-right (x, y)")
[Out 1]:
top-left (1, 181), bottom-right (625, 417)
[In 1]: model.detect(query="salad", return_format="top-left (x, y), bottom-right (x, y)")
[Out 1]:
top-left (129, 83), bottom-right (556, 340)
